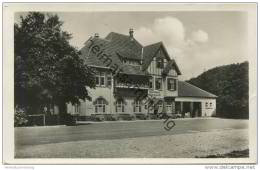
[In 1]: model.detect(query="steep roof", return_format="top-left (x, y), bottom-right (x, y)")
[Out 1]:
top-left (80, 35), bottom-right (148, 76)
top-left (80, 31), bottom-right (181, 76)
top-left (105, 32), bottom-right (143, 59)
top-left (162, 59), bottom-right (181, 76)
top-left (142, 42), bottom-right (181, 75)
top-left (178, 81), bottom-right (217, 98)
top-left (142, 42), bottom-right (162, 70)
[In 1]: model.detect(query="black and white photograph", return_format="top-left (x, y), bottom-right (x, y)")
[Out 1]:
top-left (2, 3), bottom-right (257, 165)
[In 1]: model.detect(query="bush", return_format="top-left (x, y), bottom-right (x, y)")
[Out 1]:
top-left (14, 107), bottom-right (28, 127)
top-left (134, 113), bottom-right (148, 120)
top-left (149, 114), bottom-right (159, 120)
top-left (172, 114), bottom-right (182, 119)
top-left (78, 116), bottom-right (92, 121)
top-left (27, 114), bottom-right (45, 126)
top-left (118, 114), bottom-right (135, 121)
top-left (104, 114), bottom-right (118, 121)
top-left (91, 114), bottom-right (105, 121)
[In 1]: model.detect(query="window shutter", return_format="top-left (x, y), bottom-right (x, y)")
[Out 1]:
top-left (167, 79), bottom-right (170, 90)
top-left (174, 79), bottom-right (177, 91)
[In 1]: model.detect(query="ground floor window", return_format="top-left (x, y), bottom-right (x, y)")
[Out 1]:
top-left (157, 101), bottom-right (163, 113)
top-left (116, 99), bottom-right (125, 113)
top-left (133, 100), bottom-right (142, 113)
top-left (166, 101), bottom-right (172, 113)
top-left (94, 98), bottom-right (106, 113)
top-left (75, 104), bottom-right (80, 114)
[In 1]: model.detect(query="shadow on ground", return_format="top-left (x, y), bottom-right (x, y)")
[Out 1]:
top-left (196, 149), bottom-right (249, 158)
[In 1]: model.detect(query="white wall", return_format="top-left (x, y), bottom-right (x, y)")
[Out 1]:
top-left (175, 97), bottom-right (216, 117)
top-left (84, 86), bottom-right (114, 116)
top-left (147, 48), bottom-right (178, 99)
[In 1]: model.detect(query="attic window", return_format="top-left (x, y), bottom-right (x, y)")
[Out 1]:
top-left (156, 57), bottom-right (164, 69)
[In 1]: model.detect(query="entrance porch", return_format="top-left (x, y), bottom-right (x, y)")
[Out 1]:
top-left (175, 101), bottom-right (202, 118)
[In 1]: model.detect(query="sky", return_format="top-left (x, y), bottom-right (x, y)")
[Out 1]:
top-left (15, 11), bottom-right (248, 80)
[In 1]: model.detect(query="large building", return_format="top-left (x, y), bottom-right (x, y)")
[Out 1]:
top-left (67, 29), bottom-right (217, 120)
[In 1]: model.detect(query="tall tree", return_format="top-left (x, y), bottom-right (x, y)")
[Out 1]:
top-left (14, 12), bottom-right (95, 117)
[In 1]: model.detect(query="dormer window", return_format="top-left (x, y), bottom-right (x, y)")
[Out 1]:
top-left (124, 59), bottom-right (141, 66)
top-left (156, 57), bottom-right (164, 69)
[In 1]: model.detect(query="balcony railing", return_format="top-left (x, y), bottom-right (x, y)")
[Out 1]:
top-left (115, 81), bottom-right (149, 89)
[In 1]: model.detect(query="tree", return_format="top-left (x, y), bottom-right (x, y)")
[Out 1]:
top-left (188, 61), bottom-right (249, 119)
top-left (14, 12), bottom-right (95, 119)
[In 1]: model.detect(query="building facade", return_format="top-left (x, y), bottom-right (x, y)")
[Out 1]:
top-left (67, 29), bottom-right (217, 120)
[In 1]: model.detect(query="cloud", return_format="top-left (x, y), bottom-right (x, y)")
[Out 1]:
top-left (134, 27), bottom-right (159, 45)
top-left (153, 17), bottom-right (186, 47)
top-left (191, 30), bottom-right (209, 43)
top-left (135, 16), bottom-right (209, 52)
top-left (135, 17), bottom-right (186, 47)
top-left (134, 16), bottom-right (210, 80)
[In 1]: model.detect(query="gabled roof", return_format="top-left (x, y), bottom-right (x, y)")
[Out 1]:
top-left (142, 42), bottom-right (181, 75)
top-left (178, 81), bottom-right (217, 98)
top-left (142, 42), bottom-right (162, 70)
top-left (162, 59), bottom-right (181, 76)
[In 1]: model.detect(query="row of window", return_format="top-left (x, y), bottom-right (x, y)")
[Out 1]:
top-left (123, 60), bottom-right (141, 66)
top-left (149, 78), bottom-right (177, 91)
top-left (89, 100), bottom-right (212, 114)
top-left (95, 99), bottom-right (143, 113)
top-left (93, 98), bottom-right (174, 114)
top-left (95, 72), bottom-right (177, 91)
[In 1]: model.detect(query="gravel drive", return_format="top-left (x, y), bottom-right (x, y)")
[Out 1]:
top-left (15, 128), bottom-right (248, 158)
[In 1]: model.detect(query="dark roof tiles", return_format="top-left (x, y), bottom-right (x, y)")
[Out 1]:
top-left (142, 42), bottom-right (162, 70)
top-left (80, 31), bottom-right (181, 76)
top-left (178, 81), bottom-right (217, 98)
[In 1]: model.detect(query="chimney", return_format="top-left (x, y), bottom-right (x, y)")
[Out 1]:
top-left (129, 28), bottom-right (134, 39)
top-left (94, 33), bottom-right (99, 38)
